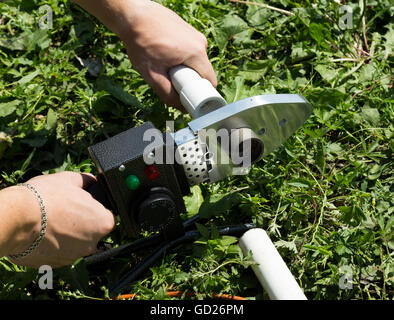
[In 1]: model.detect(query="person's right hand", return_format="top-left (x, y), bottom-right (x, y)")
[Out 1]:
top-left (119, 0), bottom-right (218, 109)
top-left (4, 172), bottom-right (115, 269)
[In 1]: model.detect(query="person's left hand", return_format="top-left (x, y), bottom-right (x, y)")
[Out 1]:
top-left (5, 172), bottom-right (115, 269)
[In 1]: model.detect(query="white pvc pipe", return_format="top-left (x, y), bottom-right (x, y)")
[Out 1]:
top-left (169, 65), bottom-right (226, 118)
top-left (239, 228), bottom-right (307, 300)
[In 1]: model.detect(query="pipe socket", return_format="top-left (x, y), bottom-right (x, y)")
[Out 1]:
top-left (169, 65), bottom-right (226, 118)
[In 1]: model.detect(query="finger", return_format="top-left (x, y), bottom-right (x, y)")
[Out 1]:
top-left (95, 207), bottom-right (116, 236)
top-left (183, 53), bottom-right (218, 88)
top-left (56, 171), bottom-right (97, 189)
top-left (146, 66), bottom-right (184, 109)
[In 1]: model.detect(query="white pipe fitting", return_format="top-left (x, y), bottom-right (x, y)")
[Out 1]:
top-left (169, 65), bottom-right (226, 118)
top-left (239, 228), bottom-right (307, 300)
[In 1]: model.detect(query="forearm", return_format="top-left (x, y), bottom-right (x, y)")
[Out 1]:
top-left (71, 0), bottom-right (150, 42)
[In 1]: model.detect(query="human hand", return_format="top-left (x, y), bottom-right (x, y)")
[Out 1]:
top-left (120, 0), bottom-right (217, 109)
top-left (4, 172), bottom-right (115, 268)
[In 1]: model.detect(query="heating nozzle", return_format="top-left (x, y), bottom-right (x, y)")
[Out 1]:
top-left (229, 127), bottom-right (264, 166)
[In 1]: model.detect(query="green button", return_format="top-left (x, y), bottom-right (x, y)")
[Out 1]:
top-left (125, 174), bottom-right (140, 190)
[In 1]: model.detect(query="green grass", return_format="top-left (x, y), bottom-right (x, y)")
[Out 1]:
top-left (0, 0), bottom-right (393, 300)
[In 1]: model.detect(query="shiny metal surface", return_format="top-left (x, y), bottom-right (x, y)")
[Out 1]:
top-left (188, 94), bottom-right (312, 157)
top-left (173, 94), bottom-right (312, 184)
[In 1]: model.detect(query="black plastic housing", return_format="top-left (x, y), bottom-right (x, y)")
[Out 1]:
top-left (88, 122), bottom-right (189, 237)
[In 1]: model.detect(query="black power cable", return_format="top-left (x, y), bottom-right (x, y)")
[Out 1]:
top-left (83, 212), bottom-right (255, 296)
top-left (84, 214), bottom-right (202, 266)
top-left (109, 223), bottom-right (256, 296)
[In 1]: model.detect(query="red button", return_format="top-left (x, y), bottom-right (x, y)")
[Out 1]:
top-left (144, 165), bottom-right (159, 180)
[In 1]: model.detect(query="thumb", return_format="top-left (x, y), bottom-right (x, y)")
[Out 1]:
top-left (56, 171), bottom-right (97, 189)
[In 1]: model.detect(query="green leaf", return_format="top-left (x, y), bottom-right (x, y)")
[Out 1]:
top-left (383, 23), bottom-right (394, 59)
top-left (287, 179), bottom-right (311, 188)
top-left (245, 4), bottom-right (272, 27)
top-left (361, 107), bottom-right (380, 125)
top-left (17, 69), bottom-right (40, 85)
top-left (291, 42), bottom-right (316, 63)
top-left (173, 272), bottom-right (189, 284)
top-left (368, 164), bottom-right (381, 180)
top-left (307, 87), bottom-right (347, 108)
top-left (238, 60), bottom-right (272, 82)
top-left (96, 76), bottom-right (142, 107)
top-left (215, 15), bottom-right (249, 50)
top-left (309, 22), bottom-right (330, 47)
top-left (275, 240), bottom-right (298, 254)
top-left (27, 29), bottom-right (50, 51)
top-left (303, 245), bottom-right (333, 257)
top-left (0, 100), bottom-right (22, 117)
top-left (184, 185), bottom-right (204, 217)
top-left (315, 65), bottom-right (338, 83)
top-left (0, 267), bottom-right (37, 299)
top-left (46, 108), bottom-right (58, 130)
top-left (326, 142), bottom-right (343, 155)
top-left (195, 222), bottom-right (210, 239)
top-left (358, 63), bottom-right (376, 82)
top-left (0, 29), bottom-right (50, 52)
top-left (220, 76), bottom-right (261, 103)
top-left (0, 34), bottom-right (26, 50)
top-left (20, 148), bottom-right (36, 173)
top-left (217, 235), bottom-right (238, 247)
top-left (198, 191), bottom-right (240, 219)
top-left (339, 205), bottom-right (366, 226)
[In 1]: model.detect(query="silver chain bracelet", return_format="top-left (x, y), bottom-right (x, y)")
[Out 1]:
top-left (8, 183), bottom-right (48, 260)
